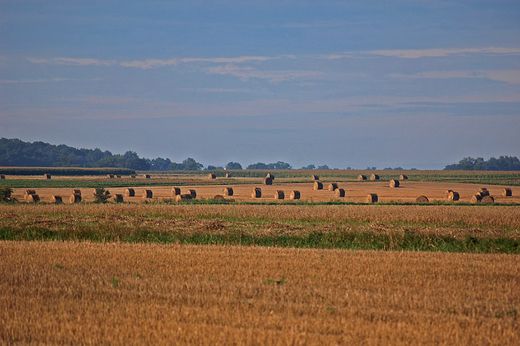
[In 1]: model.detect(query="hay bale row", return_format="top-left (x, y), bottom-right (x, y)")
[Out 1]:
top-left (313, 181), bottom-right (323, 190)
top-left (358, 175), bottom-right (367, 181)
top-left (389, 179), bottom-right (399, 188)
top-left (370, 174), bottom-right (380, 181)
top-left (502, 188), bottom-right (512, 197)
top-left (251, 187), bottom-right (262, 198)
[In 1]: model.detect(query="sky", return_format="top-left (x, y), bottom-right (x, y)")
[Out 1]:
top-left (1, 0), bottom-right (520, 169)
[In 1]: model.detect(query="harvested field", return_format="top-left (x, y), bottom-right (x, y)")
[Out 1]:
top-left (1, 241), bottom-right (518, 345)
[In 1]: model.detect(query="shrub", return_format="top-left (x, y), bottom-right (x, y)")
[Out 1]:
top-left (93, 188), bottom-right (111, 204)
top-left (0, 185), bottom-right (13, 202)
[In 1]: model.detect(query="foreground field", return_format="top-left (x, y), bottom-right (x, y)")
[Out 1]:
top-left (1, 241), bottom-right (518, 345)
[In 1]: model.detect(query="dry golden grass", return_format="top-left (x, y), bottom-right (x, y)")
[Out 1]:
top-left (1, 241), bottom-right (518, 345)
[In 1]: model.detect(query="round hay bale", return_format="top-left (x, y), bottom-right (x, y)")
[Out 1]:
top-left (311, 175), bottom-right (319, 180)
top-left (328, 183), bottom-right (339, 191)
top-left (415, 195), bottom-right (429, 203)
top-left (113, 194), bottom-right (123, 203)
top-left (44, 174), bottom-right (51, 179)
top-left (399, 175), bottom-right (408, 180)
top-left (170, 187), bottom-right (181, 196)
top-left (365, 193), bottom-right (378, 203)
top-left (358, 175), bottom-right (367, 181)
top-left (27, 194), bottom-right (40, 203)
top-left (222, 187), bottom-right (233, 196)
top-left (274, 190), bottom-right (285, 200)
top-left (130, 175), bottom-right (136, 179)
top-left (313, 181), bottom-right (323, 190)
top-left (72, 189), bottom-right (81, 195)
top-left (263, 177), bottom-right (273, 185)
top-left (251, 187), bottom-right (262, 198)
top-left (175, 194), bottom-right (192, 202)
top-left (125, 188), bottom-right (135, 197)
top-left (116, 175), bottom-right (121, 178)
top-left (143, 174), bottom-right (150, 179)
top-left (448, 191), bottom-right (459, 201)
top-left (470, 194), bottom-right (482, 204)
top-left (188, 189), bottom-right (196, 198)
top-left (208, 173), bottom-right (216, 179)
top-left (225, 173), bottom-right (231, 178)
top-left (0, 175), bottom-right (5, 179)
top-left (481, 195), bottom-right (494, 204)
top-left (107, 174), bottom-right (114, 179)
top-left (69, 193), bottom-right (81, 203)
top-left (24, 189), bottom-right (36, 198)
top-left (213, 195), bottom-right (226, 201)
top-left (289, 190), bottom-right (300, 200)
top-left (50, 195), bottom-right (62, 204)
top-left (477, 188), bottom-right (489, 196)
top-left (443, 190), bottom-right (453, 198)
top-left (266, 173), bottom-right (275, 180)
top-left (389, 179), bottom-right (400, 188)
top-left (370, 174), bottom-right (380, 180)
top-left (142, 190), bottom-right (153, 198)
top-left (334, 188), bottom-right (345, 197)
top-left (502, 188), bottom-right (512, 197)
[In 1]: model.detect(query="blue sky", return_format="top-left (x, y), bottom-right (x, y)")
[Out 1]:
top-left (1, 0), bottom-right (520, 169)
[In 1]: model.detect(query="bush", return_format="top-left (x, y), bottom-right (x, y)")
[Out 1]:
top-left (93, 188), bottom-right (111, 204)
top-left (0, 185), bottom-right (13, 202)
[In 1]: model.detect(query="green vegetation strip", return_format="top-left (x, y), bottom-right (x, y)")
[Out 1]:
top-left (1, 227), bottom-right (517, 254)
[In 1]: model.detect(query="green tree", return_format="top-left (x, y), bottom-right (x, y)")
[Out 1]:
top-left (225, 162), bottom-right (243, 170)
top-left (93, 188), bottom-right (111, 204)
top-left (0, 185), bottom-right (13, 202)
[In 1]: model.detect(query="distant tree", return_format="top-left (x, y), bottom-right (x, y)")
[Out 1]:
top-left (444, 156), bottom-right (520, 171)
top-left (226, 162), bottom-right (243, 170)
top-left (272, 161), bottom-right (292, 170)
top-left (93, 188), bottom-right (111, 204)
top-left (0, 185), bottom-right (13, 202)
top-left (301, 164), bottom-right (315, 170)
top-left (383, 167), bottom-right (393, 170)
top-left (148, 157), bottom-right (172, 171)
top-left (317, 165), bottom-right (329, 170)
top-left (247, 162), bottom-right (270, 170)
top-left (366, 167), bottom-right (377, 170)
top-left (183, 158), bottom-right (203, 171)
top-left (206, 165), bottom-right (218, 171)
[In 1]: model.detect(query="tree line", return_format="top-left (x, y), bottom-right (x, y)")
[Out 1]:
top-left (444, 156), bottom-right (520, 171)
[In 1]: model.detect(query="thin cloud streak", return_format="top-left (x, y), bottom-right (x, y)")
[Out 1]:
top-left (27, 57), bottom-right (113, 66)
top-left (390, 70), bottom-right (520, 84)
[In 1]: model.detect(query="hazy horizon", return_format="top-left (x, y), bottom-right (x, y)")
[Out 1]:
top-left (1, 1), bottom-right (519, 170)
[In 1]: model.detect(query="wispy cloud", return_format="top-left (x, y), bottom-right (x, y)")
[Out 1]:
top-left (120, 59), bottom-right (178, 69)
top-left (366, 47), bottom-right (520, 59)
top-left (204, 64), bottom-right (321, 83)
top-left (0, 77), bottom-right (71, 84)
top-left (120, 55), bottom-right (274, 69)
top-left (390, 70), bottom-right (520, 84)
top-left (27, 57), bottom-right (113, 66)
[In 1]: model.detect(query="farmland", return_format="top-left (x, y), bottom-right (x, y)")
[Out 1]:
top-left (1, 169), bottom-right (519, 344)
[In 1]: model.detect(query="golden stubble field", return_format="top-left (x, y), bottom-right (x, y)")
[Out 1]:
top-left (9, 180), bottom-right (519, 204)
top-left (1, 241), bottom-right (518, 345)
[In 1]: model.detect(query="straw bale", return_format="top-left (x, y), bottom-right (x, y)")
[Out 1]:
top-left (116, 175), bottom-right (121, 178)
top-left (311, 175), bottom-right (319, 180)
top-left (125, 188), bottom-right (135, 197)
top-left (313, 181), bottom-right (323, 190)
top-left (142, 190), bottom-right (153, 198)
top-left (72, 189), bottom-right (81, 195)
top-left (251, 187), bottom-right (261, 198)
top-left (399, 175), bottom-right (408, 180)
top-left (208, 173), bottom-right (216, 179)
top-left (69, 193), bottom-right (81, 203)
top-left (113, 194), bottom-right (123, 203)
top-left (448, 191), bottom-right (459, 201)
top-left (24, 190), bottom-right (36, 198)
top-left (477, 188), bottom-right (490, 197)
top-left (27, 194), bottom-right (40, 203)
top-left (470, 194), bottom-right (482, 204)
top-left (170, 187), bottom-right (181, 196)
top-left (481, 195), bottom-right (494, 204)
top-left (328, 183), bottom-right (339, 191)
top-left (143, 174), bottom-right (151, 179)
top-left (225, 173), bottom-right (231, 178)
top-left (213, 195), bottom-right (226, 201)
top-left (44, 174), bottom-right (51, 179)
top-left (370, 174), bottom-right (380, 180)
top-left (502, 188), bottom-right (512, 197)
top-left (107, 174), bottom-right (114, 178)
top-left (289, 190), bottom-right (300, 200)
top-left (334, 188), bottom-right (345, 197)
top-left (274, 190), bottom-right (285, 200)
top-left (50, 195), bottom-right (62, 203)
top-left (365, 193), bottom-right (378, 203)
top-left (389, 179), bottom-right (400, 188)
top-left (358, 175), bottom-right (367, 181)
top-left (130, 175), bottom-right (136, 178)
top-left (222, 187), bottom-right (233, 196)
top-left (188, 189), bottom-right (197, 198)
top-left (263, 177), bottom-right (273, 185)
top-left (443, 190), bottom-right (453, 198)
top-left (175, 194), bottom-right (192, 202)
top-left (0, 175), bottom-right (5, 179)
top-left (266, 173), bottom-right (275, 180)
top-left (415, 195), bottom-right (429, 203)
